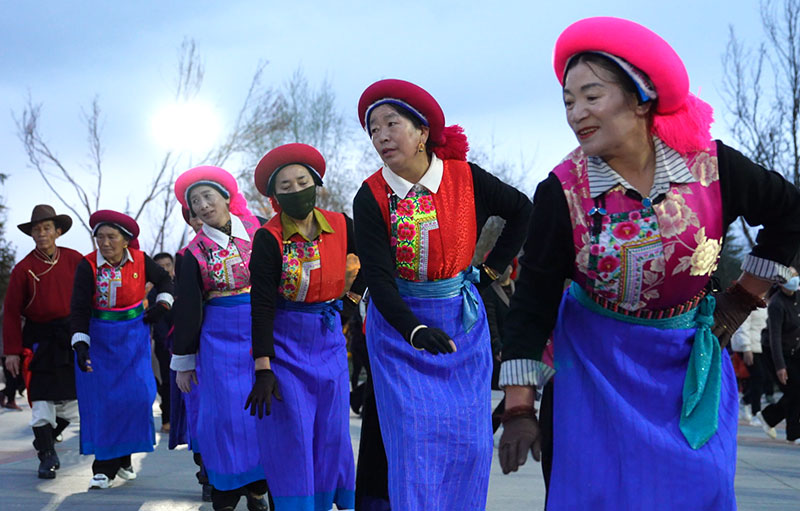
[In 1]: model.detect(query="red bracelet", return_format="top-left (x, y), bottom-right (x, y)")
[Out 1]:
top-left (500, 405), bottom-right (537, 424)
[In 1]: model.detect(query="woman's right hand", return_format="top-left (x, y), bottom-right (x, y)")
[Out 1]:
top-left (777, 368), bottom-right (789, 385)
top-left (176, 370), bottom-right (198, 393)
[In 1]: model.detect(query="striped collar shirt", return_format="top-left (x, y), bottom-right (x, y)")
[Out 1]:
top-left (586, 137), bottom-right (696, 199)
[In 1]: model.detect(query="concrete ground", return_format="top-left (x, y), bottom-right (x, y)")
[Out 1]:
top-left (0, 391), bottom-right (797, 510)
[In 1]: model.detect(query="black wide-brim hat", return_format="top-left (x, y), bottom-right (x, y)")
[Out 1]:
top-left (17, 204), bottom-right (73, 236)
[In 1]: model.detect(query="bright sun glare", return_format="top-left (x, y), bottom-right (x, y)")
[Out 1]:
top-left (151, 101), bottom-right (221, 153)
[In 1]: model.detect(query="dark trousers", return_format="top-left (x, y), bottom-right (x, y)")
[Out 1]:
top-left (92, 454), bottom-right (131, 479)
top-left (762, 350), bottom-right (800, 441)
top-left (154, 341), bottom-right (171, 424)
top-left (1, 358), bottom-right (25, 400)
top-left (745, 353), bottom-right (768, 414)
top-left (354, 374), bottom-right (391, 510)
top-left (539, 380), bottom-right (554, 510)
top-left (211, 479), bottom-right (267, 510)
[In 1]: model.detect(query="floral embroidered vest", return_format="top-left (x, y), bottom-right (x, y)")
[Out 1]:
top-left (263, 208), bottom-right (347, 303)
top-left (553, 144), bottom-right (723, 311)
top-left (186, 214), bottom-right (260, 298)
top-left (365, 159), bottom-right (477, 282)
top-left (85, 248), bottom-right (146, 309)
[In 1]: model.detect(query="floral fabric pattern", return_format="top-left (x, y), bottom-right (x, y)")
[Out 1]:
top-left (187, 215), bottom-right (259, 297)
top-left (95, 265), bottom-right (123, 308)
top-left (553, 144), bottom-right (724, 311)
top-left (390, 185), bottom-right (439, 281)
top-left (587, 206), bottom-right (665, 310)
top-left (280, 240), bottom-right (322, 301)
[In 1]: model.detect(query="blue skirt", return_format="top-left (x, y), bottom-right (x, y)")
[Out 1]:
top-left (195, 299), bottom-right (264, 491)
top-left (75, 314), bottom-right (156, 460)
top-left (547, 291), bottom-right (737, 510)
top-left (366, 290), bottom-right (493, 510)
top-left (256, 306), bottom-right (355, 511)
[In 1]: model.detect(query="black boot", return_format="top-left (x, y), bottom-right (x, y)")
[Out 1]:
top-left (245, 491), bottom-right (270, 511)
top-left (32, 425), bottom-right (59, 479)
top-left (53, 417), bottom-right (70, 443)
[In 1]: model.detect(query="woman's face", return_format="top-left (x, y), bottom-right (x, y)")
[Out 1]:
top-left (273, 164), bottom-right (314, 194)
top-left (189, 185), bottom-right (231, 229)
top-left (95, 225), bottom-right (128, 264)
top-left (563, 61), bottom-right (650, 160)
top-left (368, 104), bottom-right (429, 172)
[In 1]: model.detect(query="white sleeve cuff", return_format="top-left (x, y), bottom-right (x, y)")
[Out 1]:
top-left (498, 359), bottom-right (555, 388)
top-left (155, 292), bottom-right (174, 307)
top-left (71, 332), bottom-right (91, 347)
top-left (741, 254), bottom-right (793, 283)
top-left (170, 354), bottom-right (196, 371)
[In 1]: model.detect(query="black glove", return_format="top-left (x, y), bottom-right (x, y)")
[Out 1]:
top-left (244, 369), bottom-right (283, 419)
top-left (712, 282), bottom-right (765, 348)
top-left (74, 341), bottom-right (92, 372)
top-left (409, 326), bottom-right (455, 355)
top-left (144, 302), bottom-right (169, 325)
top-left (498, 412), bottom-right (541, 474)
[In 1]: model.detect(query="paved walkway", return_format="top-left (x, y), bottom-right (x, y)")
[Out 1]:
top-left (0, 393), bottom-right (797, 510)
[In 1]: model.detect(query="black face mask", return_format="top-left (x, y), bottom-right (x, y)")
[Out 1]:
top-left (276, 186), bottom-right (316, 220)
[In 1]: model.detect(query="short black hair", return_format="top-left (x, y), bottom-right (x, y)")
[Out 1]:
top-left (153, 252), bottom-right (174, 263)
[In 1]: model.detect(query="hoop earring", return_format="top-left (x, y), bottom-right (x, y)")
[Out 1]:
top-left (418, 142), bottom-right (425, 153)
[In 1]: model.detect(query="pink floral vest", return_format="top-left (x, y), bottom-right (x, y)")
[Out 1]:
top-left (553, 144), bottom-right (723, 311)
top-left (186, 214), bottom-right (261, 298)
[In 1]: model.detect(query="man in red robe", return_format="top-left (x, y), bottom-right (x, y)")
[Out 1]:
top-left (3, 205), bottom-right (84, 479)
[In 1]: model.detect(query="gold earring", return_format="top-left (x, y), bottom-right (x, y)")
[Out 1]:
top-left (418, 142), bottom-right (425, 153)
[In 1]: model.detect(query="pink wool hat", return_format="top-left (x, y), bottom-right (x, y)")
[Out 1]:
top-left (174, 166), bottom-right (251, 218)
top-left (553, 16), bottom-right (713, 154)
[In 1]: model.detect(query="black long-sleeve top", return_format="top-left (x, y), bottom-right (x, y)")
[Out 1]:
top-left (70, 254), bottom-right (173, 338)
top-left (249, 214), bottom-right (365, 359)
top-left (767, 290), bottom-right (800, 371)
top-left (353, 162), bottom-right (533, 341)
top-left (502, 140), bottom-right (800, 363)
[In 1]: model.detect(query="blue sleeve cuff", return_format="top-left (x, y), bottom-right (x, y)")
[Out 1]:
top-left (170, 354), bottom-right (196, 371)
top-left (71, 332), bottom-right (91, 347)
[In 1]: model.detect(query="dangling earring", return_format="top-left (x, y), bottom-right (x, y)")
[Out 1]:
top-left (418, 142), bottom-right (425, 153)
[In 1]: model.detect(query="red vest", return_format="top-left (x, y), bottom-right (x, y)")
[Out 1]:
top-left (85, 248), bottom-right (146, 309)
top-left (365, 159), bottom-right (477, 281)
top-left (263, 208), bottom-right (348, 303)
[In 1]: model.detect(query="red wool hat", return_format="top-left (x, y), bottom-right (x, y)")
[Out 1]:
top-left (553, 16), bottom-right (714, 154)
top-left (358, 79), bottom-right (469, 161)
top-left (89, 210), bottom-right (140, 240)
top-left (254, 143), bottom-right (326, 197)
top-left (174, 165), bottom-right (250, 218)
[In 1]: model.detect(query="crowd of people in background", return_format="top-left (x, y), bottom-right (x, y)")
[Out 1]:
top-left (2, 15), bottom-right (800, 511)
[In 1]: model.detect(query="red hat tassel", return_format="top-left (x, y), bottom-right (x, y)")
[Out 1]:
top-left (432, 124), bottom-right (470, 162)
top-left (652, 93), bottom-right (714, 154)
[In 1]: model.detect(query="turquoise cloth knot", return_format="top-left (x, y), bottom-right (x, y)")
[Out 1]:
top-left (276, 298), bottom-right (343, 333)
top-left (679, 294), bottom-right (721, 450)
top-left (395, 267), bottom-right (481, 333)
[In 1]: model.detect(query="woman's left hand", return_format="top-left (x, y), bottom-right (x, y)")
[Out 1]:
top-left (176, 370), bottom-right (198, 393)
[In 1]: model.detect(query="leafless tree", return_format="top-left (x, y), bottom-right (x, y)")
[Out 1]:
top-left (721, 0), bottom-right (800, 247)
top-left (237, 68), bottom-right (375, 218)
top-left (14, 39), bottom-right (204, 249)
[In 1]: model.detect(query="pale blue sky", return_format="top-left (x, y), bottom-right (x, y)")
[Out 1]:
top-left (0, 0), bottom-right (763, 258)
